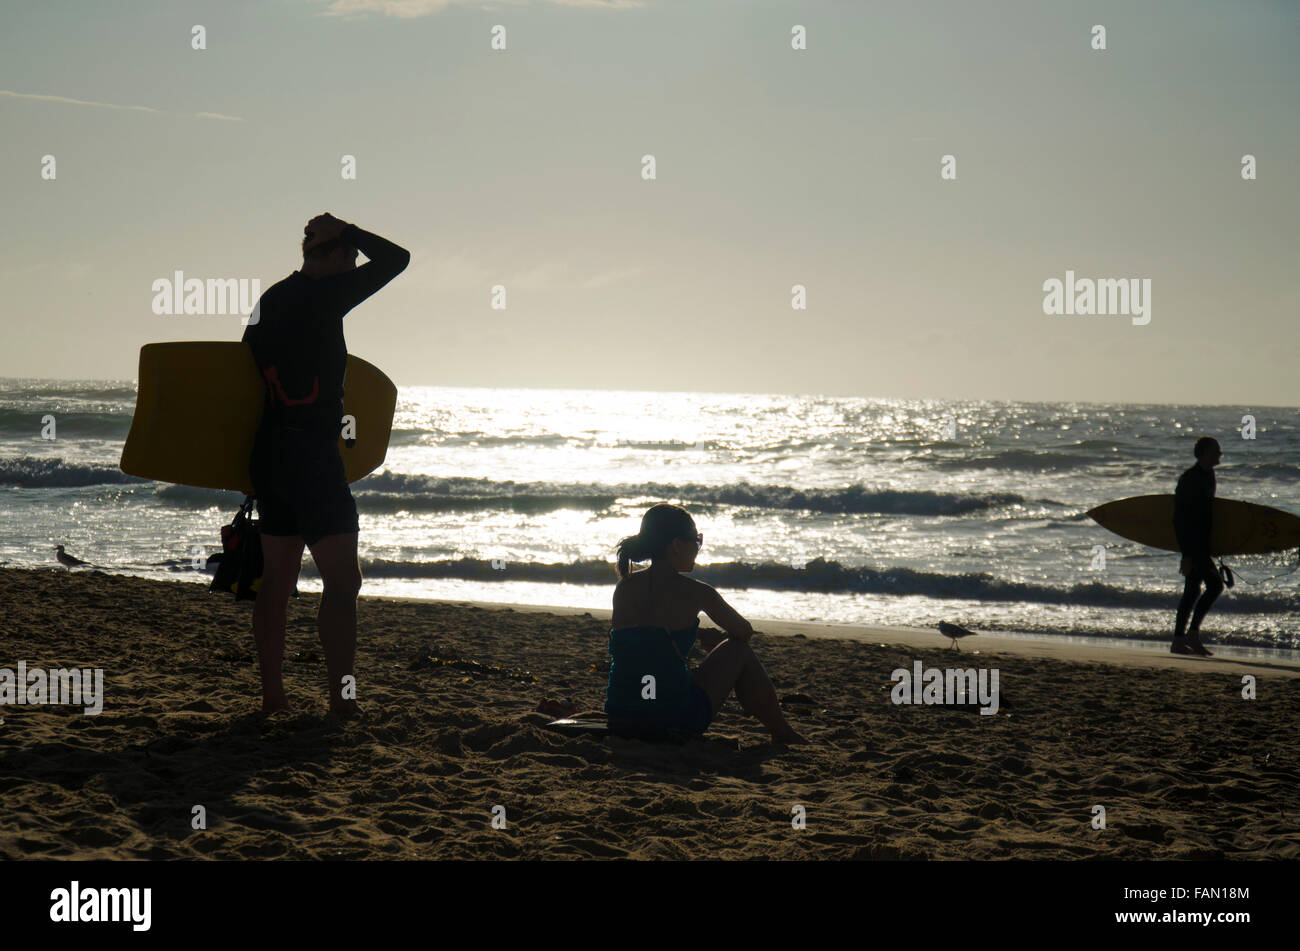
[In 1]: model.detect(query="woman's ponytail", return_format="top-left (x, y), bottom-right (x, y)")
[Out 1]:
top-left (613, 503), bottom-right (694, 579)
top-left (614, 533), bottom-right (646, 579)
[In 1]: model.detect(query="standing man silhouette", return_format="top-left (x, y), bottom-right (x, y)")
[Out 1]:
top-left (1172, 436), bottom-right (1222, 656)
top-left (242, 213), bottom-right (409, 714)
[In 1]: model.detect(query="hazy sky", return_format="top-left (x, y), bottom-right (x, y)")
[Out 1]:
top-left (2, 0), bottom-right (1297, 405)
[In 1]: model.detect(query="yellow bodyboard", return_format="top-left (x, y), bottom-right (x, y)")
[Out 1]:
top-left (120, 342), bottom-right (396, 493)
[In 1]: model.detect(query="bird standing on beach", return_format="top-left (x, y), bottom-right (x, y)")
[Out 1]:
top-left (938, 621), bottom-right (977, 650)
top-left (54, 545), bottom-right (96, 569)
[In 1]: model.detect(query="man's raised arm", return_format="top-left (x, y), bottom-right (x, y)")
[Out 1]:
top-left (334, 223), bottom-right (410, 313)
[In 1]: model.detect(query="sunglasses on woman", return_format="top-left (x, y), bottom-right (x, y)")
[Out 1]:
top-left (683, 532), bottom-right (703, 548)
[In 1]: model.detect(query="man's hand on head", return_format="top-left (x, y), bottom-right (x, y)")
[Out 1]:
top-left (303, 213), bottom-right (351, 252)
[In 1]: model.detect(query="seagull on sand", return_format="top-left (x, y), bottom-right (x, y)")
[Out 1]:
top-left (54, 545), bottom-right (97, 569)
top-left (938, 621), bottom-right (977, 650)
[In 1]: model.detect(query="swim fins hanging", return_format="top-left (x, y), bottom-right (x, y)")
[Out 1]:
top-left (1218, 561), bottom-right (1235, 588)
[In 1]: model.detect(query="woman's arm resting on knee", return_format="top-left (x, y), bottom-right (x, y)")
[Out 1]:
top-left (696, 626), bottom-right (727, 652)
top-left (698, 584), bottom-right (753, 644)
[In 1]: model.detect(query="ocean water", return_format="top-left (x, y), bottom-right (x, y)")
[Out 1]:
top-left (1, 378), bottom-right (1297, 652)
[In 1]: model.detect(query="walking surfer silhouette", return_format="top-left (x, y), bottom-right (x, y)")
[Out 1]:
top-left (1172, 436), bottom-right (1222, 657)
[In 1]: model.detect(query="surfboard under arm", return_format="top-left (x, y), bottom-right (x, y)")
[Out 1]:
top-left (120, 342), bottom-right (396, 493)
top-left (1087, 494), bottom-right (1300, 556)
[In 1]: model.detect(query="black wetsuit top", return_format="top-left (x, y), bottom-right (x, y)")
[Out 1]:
top-left (1173, 464), bottom-right (1215, 557)
top-left (241, 224), bottom-right (410, 433)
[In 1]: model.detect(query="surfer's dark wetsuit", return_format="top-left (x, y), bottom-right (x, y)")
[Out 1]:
top-left (241, 224), bottom-right (409, 545)
top-left (1173, 463), bottom-right (1223, 638)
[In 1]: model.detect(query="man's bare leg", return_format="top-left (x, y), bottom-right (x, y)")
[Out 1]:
top-left (252, 533), bottom-right (305, 712)
top-left (307, 531), bottom-right (362, 716)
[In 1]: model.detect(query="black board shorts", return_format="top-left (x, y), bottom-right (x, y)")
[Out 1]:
top-left (250, 425), bottom-right (358, 546)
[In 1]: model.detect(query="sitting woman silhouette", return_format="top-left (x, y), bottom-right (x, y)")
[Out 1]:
top-left (606, 503), bottom-right (807, 744)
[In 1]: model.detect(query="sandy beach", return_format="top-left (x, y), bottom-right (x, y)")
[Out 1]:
top-left (1, 566), bottom-right (1297, 861)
